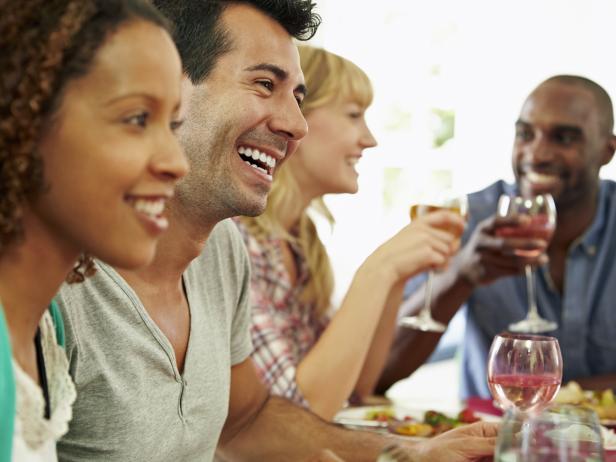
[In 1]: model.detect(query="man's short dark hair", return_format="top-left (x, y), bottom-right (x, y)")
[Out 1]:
top-left (544, 75), bottom-right (615, 136)
top-left (152, 0), bottom-right (321, 84)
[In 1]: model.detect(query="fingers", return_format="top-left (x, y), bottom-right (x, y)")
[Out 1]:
top-left (419, 210), bottom-right (466, 237)
top-left (463, 436), bottom-right (498, 457)
top-left (438, 423), bottom-right (498, 457)
top-left (467, 421), bottom-right (500, 438)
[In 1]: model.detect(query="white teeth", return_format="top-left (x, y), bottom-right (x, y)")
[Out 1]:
top-left (237, 146), bottom-right (277, 170)
top-left (131, 198), bottom-right (165, 217)
top-left (527, 171), bottom-right (557, 184)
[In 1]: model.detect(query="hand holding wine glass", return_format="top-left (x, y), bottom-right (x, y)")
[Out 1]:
top-left (496, 193), bottom-right (557, 333)
top-left (487, 332), bottom-right (563, 414)
top-left (398, 193), bottom-right (468, 333)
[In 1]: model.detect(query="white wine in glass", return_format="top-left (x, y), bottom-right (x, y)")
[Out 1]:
top-left (398, 195), bottom-right (468, 333)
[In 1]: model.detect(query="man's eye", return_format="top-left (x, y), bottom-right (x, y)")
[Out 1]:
top-left (257, 80), bottom-right (273, 91)
top-left (125, 112), bottom-right (149, 128)
top-left (554, 132), bottom-right (576, 145)
top-left (349, 112), bottom-right (362, 119)
top-left (515, 130), bottom-right (532, 142)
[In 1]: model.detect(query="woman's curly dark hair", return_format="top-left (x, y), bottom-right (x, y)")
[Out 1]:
top-left (0, 0), bottom-right (170, 282)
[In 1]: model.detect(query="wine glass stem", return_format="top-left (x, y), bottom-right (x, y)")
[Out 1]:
top-left (524, 264), bottom-right (539, 319)
top-left (421, 271), bottom-right (435, 318)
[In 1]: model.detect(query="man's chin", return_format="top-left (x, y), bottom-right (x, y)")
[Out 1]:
top-left (232, 199), bottom-right (267, 218)
top-left (520, 180), bottom-right (560, 199)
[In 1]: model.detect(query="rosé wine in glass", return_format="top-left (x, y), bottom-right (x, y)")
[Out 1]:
top-left (487, 332), bottom-right (563, 414)
top-left (488, 373), bottom-right (561, 413)
top-left (496, 193), bottom-right (558, 333)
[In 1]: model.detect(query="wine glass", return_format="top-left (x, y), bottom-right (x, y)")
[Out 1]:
top-left (398, 193), bottom-right (468, 333)
top-left (495, 404), bottom-right (605, 461)
top-left (487, 332), bottom-right (563, 414)
top-left (496, 193), bottom-right (557, 333)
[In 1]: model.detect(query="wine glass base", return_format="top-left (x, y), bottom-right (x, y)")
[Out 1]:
top-left (399, 316), bottom-right (446, 333)
top-left (508, 318), bottom-right (557, 334)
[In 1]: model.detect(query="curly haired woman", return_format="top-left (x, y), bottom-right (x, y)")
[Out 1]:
top-left (0, 1), bottom-right (188, 459)
top-left (235, 45), bottom-right (465, 420)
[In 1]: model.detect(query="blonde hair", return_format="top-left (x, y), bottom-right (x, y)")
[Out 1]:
top-left (240, 45), bottom-right (373, 316)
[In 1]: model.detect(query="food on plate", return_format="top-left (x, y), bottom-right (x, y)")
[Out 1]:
top-left (364, 407), bottom-right (480, 437)
top-left (555, 381), bottom-right (616, 420)
top-left (364, 408), bottom-right (396, 423)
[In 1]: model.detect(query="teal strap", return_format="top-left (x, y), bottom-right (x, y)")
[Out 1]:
top-left (0, 306), bottom-right (15, 462)
top-left (49, 300), bottom-right (65, 348)
top-left (0, 300), bottom-right (64, 461)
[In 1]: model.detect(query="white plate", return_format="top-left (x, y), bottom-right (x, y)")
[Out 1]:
top-left (333, 405), bottom-right (424, 435)
top-left (334, 405), bottom-right (423, 422)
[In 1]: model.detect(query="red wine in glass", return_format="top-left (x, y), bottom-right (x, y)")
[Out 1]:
top-left (495, 215), bottom-right (556, 257)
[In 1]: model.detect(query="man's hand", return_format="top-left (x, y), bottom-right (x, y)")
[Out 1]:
top-left (406, 421), bottom-right (498, 461)
top-left (456, 215), bottom-right (548, 286)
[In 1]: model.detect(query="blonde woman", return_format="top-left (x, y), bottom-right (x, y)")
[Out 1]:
top-left (235, 45), bottom-right (465, 420)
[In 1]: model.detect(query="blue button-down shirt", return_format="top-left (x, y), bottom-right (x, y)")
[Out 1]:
top-left (459, 179), bottom-right (616, 398)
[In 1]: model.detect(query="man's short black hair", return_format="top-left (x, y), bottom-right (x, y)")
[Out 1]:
top-left (152, 0), bottom-right (321, 84)
top-left (544, 75), bottom-right (614, 136)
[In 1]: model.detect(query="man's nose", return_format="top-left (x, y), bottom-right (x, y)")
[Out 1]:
top-left (269, 96), bottom-right (308, 141)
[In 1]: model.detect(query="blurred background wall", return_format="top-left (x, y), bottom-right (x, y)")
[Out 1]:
top-left (305, 0), bottom-right (616, 313)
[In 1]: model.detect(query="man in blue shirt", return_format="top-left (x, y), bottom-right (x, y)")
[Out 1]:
top-left (377, 75), bottom-right (616, 398)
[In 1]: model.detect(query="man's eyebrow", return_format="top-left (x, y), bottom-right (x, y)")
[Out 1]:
top-left (244, 63), bottom-right (307, 97)
top-left (245, 63), bottom-right (288, 80)
top-left (551, 124), bottom-right (583, 135)
top-left (515, 119), bottom-right (584, 137)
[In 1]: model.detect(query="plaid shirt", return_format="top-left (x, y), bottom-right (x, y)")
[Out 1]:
top-left (235, 220), bottom-right (330, 406)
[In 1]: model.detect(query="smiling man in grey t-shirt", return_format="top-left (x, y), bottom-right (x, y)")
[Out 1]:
top-left (56, 2), bottom-right (498, 461)
top-left (57, 221), bottom-right (251, 461)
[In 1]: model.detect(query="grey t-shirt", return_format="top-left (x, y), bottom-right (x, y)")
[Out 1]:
top-left (56, 220), bottom-right (253, 462)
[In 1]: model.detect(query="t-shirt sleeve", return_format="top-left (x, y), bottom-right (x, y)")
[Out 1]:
top-left (228, 223), bottom-right (254, 366)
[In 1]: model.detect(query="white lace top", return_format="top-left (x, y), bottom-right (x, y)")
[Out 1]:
top-left (12, 311), bottom-right (76, 461)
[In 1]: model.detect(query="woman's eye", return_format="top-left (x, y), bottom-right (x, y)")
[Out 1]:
top-left (170, 119), bottom-right (184, 133)
top-left (125, 112), bottom-right (149, 128)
